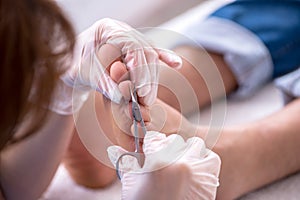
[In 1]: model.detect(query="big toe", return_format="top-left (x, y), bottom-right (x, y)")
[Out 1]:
top-left (110, 61), bottom-right (129, 83)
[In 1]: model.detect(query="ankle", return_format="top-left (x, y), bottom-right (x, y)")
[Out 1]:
top-left (213, 127), bottom-right (251, 199)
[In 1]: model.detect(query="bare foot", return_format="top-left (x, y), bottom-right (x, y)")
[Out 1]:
top-left (109, 59), bottom-right (196, 141)
top-left (63, 44), bottom-right (130, 188)
top-left (63, 131), bottom-right (116, 188)
top-left (62, 44), bottom-right (197, 188)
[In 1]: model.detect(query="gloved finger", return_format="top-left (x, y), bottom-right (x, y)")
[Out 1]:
top-left (96, 71), bottom-right (122, 104)
top-left (199, 150), bottom-right (221, 177)
top-left (107, 146), bottom-right (141, 177)
top-left (160, 134), bottom-right (187, 159)
top-left (96, 47), bottom-right (129, 103)
top-left (137, 63), bottom-right (158, 106)
top-left (142, 132), bottom-right (188, 171)
top-left (182, 156), bottom-right (220, 200)
top-left (142, 131), bottom-right (166, 155)
top-left (184, 137), bottom-right (221, 175)
top-left (143, 132), bottom-right (186, 157)
top-left (110, 61), bottom-right (130, 84)
top-left (176, 150), bottom-right (221, 200)
top-left (179, 149), bottom-right (220, 183)
top-left (156, 48), bottom-right (182, 69)
top-left (83, 51), bottom-right (122, 103)
top-left (103, 26), bottom-right (158, 106)
top-left (107, 145), bottom-right (128, 168)
top-left (184, 137), bottom-right (207, 159)
top-left (97, 43), bottom-right (122, 73)
top-left (135, 48), bottom-right (160, 106)
top-left (125, 48), bottom-right (152, 97)
top-left (124, 45), bottom-right (159, 102)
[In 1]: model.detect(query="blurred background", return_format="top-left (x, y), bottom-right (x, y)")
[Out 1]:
top-left (56, 0), bottom-right (202, 33)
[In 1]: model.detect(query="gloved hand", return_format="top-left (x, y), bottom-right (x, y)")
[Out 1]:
top-left (47, 78), bottom-right (89, 115)
top-left (61, 18), bottom-right (182, 106)
top-left (107, 131), bottom-right (221, 200)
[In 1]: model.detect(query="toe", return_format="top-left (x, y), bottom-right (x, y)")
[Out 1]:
top-left (110, 61), bottom-right (129, 83)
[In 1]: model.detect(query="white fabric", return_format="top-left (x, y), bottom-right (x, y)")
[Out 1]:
top-left (275, 68), bottom-right (300, 103)
top-left (107, 131), bottom-right (221, 200)
top-left (61, 18), bottom-right (182, 106)
top-left (176, 16), bottom-right (274, 99)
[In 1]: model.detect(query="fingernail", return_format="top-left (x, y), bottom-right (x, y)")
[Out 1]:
top-left (170, 55), bottom-right (182, 69)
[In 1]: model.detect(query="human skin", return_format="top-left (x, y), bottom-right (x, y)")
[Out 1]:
top-left (63, 43), bottom-right (190, 188)
top-left (159, 46), bottom-right (300, 199)
top-left (63, 44), bottom-right (124, 188)
top-left (212, 99), bottom-right (300, 199)
top-left (63, 43), bottom-right (193, 188)
top-left (64, 44), bottom-right (300, 199)
top-left (158, 45), bottom-right (237, 115)
top-left (0, 112), bottom-right (74, 200)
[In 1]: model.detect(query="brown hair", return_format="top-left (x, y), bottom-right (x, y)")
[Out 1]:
top-left (0, 0), bottom-right (75, 150)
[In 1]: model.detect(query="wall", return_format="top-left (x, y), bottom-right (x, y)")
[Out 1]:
top-left (56, 0), bottom-right (202, 33)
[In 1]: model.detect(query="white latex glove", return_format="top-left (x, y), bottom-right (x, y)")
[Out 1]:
top-left (47, 79), bottom-right (89, 115)
top-left (107, 131), bottom-right (221, 200)
top-left (61, 18), bottom-right (182, 106)
top-left (28, 68), bottom-right (89, 115)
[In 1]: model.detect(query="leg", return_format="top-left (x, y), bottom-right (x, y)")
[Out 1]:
top-left (152, 91), bottom-right (300, 199)
top-left (212, 99), bottom-right (300, 199)
top-left (158, 45), bottom-right (237, 115)
top-left (140, 96), bottom-right (300, 199)
top-left (159, 45), bottom-right (300, 198)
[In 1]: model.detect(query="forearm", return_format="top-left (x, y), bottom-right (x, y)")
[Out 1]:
top-left (0, 112), bottom-right (74, 200)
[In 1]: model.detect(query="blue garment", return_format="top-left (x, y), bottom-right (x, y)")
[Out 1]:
top-left (210, 0), bottom-right (300, 78)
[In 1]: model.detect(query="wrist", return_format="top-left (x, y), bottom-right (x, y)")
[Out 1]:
top-left (48, 79), bottom-right (90, 115)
